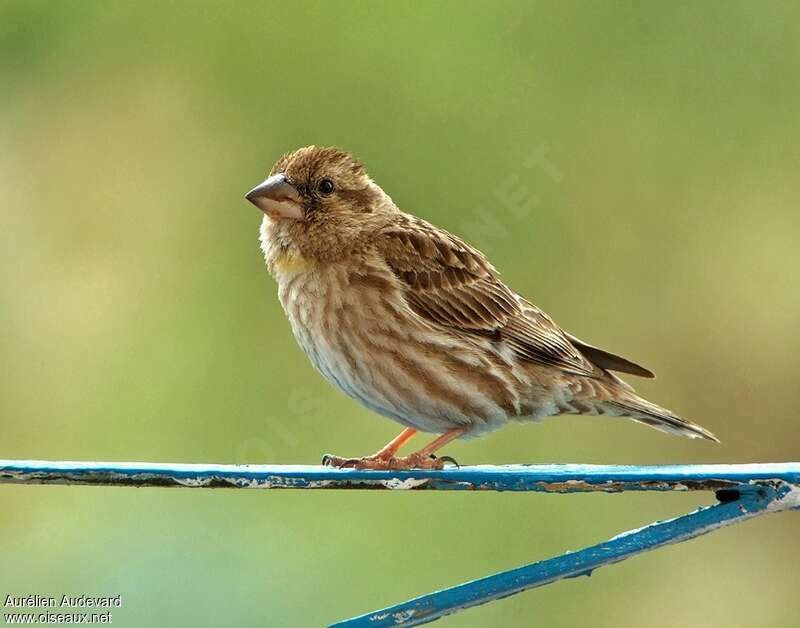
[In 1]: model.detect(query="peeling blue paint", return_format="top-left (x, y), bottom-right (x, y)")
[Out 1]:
top-left (1, 460), bottom-right (799, 493)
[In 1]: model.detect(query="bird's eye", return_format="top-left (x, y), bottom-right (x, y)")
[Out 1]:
top-left (318, 179), bottom-right (335, 195)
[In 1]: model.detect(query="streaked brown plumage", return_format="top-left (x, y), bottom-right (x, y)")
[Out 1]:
top-left (245, 146), bottom-right (718, 469)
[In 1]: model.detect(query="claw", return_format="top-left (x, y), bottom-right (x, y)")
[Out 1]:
top-left (322, 454), bottom-right (360, 468)
top-left (435, 455), bottom-right (460, 468)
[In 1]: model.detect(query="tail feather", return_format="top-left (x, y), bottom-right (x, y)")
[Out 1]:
top-left (605, 395), bottom-right (719, 443)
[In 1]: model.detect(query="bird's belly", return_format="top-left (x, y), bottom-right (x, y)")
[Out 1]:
top-left (292, 320), bottom-right (395, 420)
top-left (276, 269), bottom-right (533, 435)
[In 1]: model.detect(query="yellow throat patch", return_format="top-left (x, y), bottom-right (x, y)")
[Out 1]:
top-left (272, 251), bottom-right (313, 274)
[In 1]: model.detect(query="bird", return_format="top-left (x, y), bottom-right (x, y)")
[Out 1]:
top-left (245, 146), bottom-right (718, 470)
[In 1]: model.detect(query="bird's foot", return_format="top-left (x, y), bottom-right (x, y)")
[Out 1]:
top-left (322, 452), bottom-right (457, 470)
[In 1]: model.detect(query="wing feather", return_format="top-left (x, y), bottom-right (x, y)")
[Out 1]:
top-left (378, 217), bottom-right (598, 377)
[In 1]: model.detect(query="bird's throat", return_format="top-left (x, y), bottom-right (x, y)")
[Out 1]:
top-left (272, 251), bottom-right (313, 275)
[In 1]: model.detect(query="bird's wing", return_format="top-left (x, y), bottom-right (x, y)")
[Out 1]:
top-left (565, 333), bottom-right (655, 379)
top-left (377, 217), bottom-right (598, 377)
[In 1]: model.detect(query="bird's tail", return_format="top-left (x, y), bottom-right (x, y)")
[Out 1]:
top-left (600, 392), bottom-right (719, 442)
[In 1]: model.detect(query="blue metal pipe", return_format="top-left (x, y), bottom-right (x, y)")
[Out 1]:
top-left (2, 460), bottom-right (798, 626)
top-left (2, 460), bottom-right (799, 492)
top-left (332, 483), bottom-right (797, 626)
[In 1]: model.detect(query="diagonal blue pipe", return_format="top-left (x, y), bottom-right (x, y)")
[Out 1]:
top-left (332, 482), bottom-right (798, 627)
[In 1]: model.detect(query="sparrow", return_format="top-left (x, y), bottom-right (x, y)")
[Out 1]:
top-left (246, 146), bottom-right (718, 469)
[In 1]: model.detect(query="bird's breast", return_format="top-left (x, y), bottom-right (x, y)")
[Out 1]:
top-left (274, 262), bottom-right (404, 416)
top-left (269, 261), bottom-right (531, 435)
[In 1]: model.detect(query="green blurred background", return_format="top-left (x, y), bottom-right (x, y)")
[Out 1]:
top-left (2, 1), bottom-right (799, 626)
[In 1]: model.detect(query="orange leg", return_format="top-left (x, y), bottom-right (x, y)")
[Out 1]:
top-left (407, 428), bottom-right (465, 462)
top-left (323, 427), bottom-right (464, 470)
top-left (373, 427), bottom-right (418, 459)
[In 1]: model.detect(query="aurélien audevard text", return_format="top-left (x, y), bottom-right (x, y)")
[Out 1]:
top-left (5, 595), bottom-right (122, 609)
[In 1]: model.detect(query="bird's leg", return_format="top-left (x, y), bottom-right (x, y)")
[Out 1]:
top-left (321, 428), bottom-right (417, 469)
top-left (395, 428), bottom-right (465, 469)
top-left (372, 427), bottom-right (418, 459)
top-left (323, 428), bottom-right (465, 470)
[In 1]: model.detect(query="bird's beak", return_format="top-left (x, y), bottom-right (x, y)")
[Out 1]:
top-left (245, 173), bottom-right (304, 220)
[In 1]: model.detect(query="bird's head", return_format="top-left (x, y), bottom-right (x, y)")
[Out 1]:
top-left (247, 146), bottom-right (395, 261)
